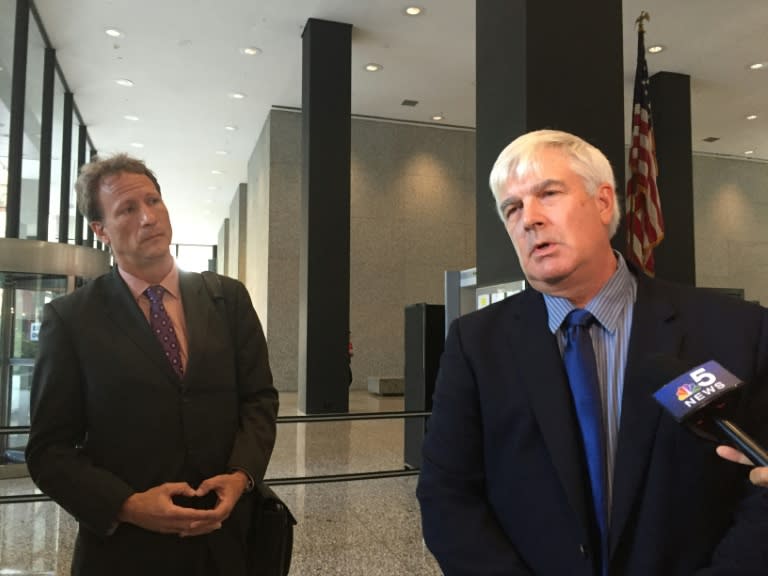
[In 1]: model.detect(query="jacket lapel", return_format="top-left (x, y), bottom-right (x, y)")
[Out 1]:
top-left (100, 267), bottom-right (177, 379)
top-left (609, 275), bottom-right (683, 557)
top-left (512, 289), bottom-right (593, 540)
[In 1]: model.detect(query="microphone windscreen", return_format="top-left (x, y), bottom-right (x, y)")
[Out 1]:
top-left (652, 359), bottom-right (744, 423)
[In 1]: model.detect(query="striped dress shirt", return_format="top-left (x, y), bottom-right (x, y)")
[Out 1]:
top-left (543, 253), bottom-right (637, 520)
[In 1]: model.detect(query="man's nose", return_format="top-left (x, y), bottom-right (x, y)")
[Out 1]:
top-left (139, 204), bottom-right (157, 224)
top-left (521, 198), bottom-right (544, 230)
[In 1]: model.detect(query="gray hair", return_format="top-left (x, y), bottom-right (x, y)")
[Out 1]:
top-left (488, 129), bottom-right (620, 237)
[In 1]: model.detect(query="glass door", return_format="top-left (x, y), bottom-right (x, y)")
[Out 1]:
top-left (0, 272), bottom-right (68, 461)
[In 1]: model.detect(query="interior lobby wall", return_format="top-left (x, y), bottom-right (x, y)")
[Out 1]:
top-left (693, 154), bottom-right (768, 304)
top-left (216, 218), bottom-right (229, 276)
top-left (246, 113), bottom-right (768, 393)
top-left (255, 108), bottom-right (476, 392)
top-left (264, 110), bottom-right (301, 393)
top-left (245, 114), bottom-right (272, 330)
top-left (226, 183), bottom-right (247, 282)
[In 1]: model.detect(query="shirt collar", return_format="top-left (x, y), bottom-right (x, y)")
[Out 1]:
top-left (119, 263), bottom-right (181, 302)
top-left (544, 251), bottom-right (637, 334)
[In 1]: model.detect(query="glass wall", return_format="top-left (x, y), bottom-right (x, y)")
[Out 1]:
top-left (47, 71), bottom-right (64, 241)
top-left (2, 2), bottom-right (95, 245)
top-left (0, 0), bottom-right (16, 238)
top-left (68, 118), bottom-right (78, 243)
top-left (174, 243), bottom-right (216, 272)
top-left (19, 12), bottom-right (44, 240)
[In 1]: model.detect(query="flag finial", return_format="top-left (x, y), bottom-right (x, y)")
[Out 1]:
top-left (635, 11), bottom-right (650, 32)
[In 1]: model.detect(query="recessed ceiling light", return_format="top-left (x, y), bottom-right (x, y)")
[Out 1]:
top-left (365, 63), bottom-right (383, 72)
top-left (241, 47), bottom-right (262, 56)
top-left (211, 169), bottom-right (224, 175)
top-left (746, 114), bottom-right (758, 120)
top-left (208, 186), bottom-right (219, 191)
top-left (105, 28), bottom-right (123, 38)
top-left (745, 150), bottom-right (755, 155)
top-left (647, 45), bottom-right (664, 54)
top-left (432, 114), bottom-right (444, 121)
top-left (130, 142), bottom-right (144, 148)
top-left (224, 125), bottom-right (238, 131)
top-left (123, 114), bottom-right (139, 122)
top-left (215, 150), bottom-right (228, 156)
top-left (405, 6), bottom-right (423, 16)
top-left (749, 62), bottom-right (765, 70)
top-left (115, 78), bottom-right (134, 87)
top-left (229, 92), bottom-right (247, 100)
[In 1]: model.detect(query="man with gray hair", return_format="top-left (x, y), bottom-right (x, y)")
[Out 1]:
top-left (26, 154), bottom-right (278, 576)
top-left (417, 130), bottom-right (768, 575)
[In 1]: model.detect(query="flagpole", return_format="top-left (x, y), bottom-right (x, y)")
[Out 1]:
top-left (635, 11), bottom-right (649, 32)
top-left (626, 9), bottom-right (664, 276)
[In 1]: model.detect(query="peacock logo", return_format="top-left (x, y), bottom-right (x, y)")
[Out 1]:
top-left (676, 382), bottom-right (700, 401)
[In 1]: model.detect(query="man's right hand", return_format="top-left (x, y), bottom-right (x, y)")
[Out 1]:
top-left (716, 445), bottom-right (768, 487)
top-left (116, 482), bottom-right (223, 536)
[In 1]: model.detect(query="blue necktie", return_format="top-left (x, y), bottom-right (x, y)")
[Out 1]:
top-left (563, 309), bottom-right (607, 574)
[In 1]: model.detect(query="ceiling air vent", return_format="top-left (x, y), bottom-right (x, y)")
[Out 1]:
top-left (702, 137), bottom-right (720, 143)
top-left (401, 99), bottom-right (419, 107)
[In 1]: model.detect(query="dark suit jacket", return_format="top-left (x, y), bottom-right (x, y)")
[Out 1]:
top-left (26, 268), bottom-right (279, 576)
top-left (417, 273), bottom-right (768, 576)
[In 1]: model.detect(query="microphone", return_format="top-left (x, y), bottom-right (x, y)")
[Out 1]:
top-left (652, 358), bottom-right (768, 467)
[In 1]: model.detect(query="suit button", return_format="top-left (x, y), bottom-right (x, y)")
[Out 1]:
top-left (579, 544), bottom-right (589, 558)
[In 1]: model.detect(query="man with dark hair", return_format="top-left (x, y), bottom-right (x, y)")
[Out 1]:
top-left (417, 130), bottom-right (768, 575)
top-left (26, 154), bottom-right (278, 576)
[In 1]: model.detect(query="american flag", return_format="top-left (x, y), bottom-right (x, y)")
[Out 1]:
top-left (626, 26), bottom-right (664, 275)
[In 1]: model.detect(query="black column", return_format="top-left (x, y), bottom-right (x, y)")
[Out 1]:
top-left (36, 47), bottom-right (55, 241)
top-left (5, 0), bottom-right (30, 239)
top-left (58, 92), bottom-right (73, 244)
top-left (299, 18), bottom-right (352, 413)
top-left (476, 0), bottom-right (625, 286)
top-left (74, 123), bottom-right (86, 245)
top-left (404, 304), bottom-right (445, 468)
top-left (649, 72), bottom-right (695, 285)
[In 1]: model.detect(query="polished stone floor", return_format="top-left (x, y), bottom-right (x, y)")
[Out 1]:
top-left (0, 391), bottom-right (442, 575)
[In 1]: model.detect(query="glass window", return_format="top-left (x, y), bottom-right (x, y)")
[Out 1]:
top-left (175, 244), bottom-right (216, 272)
top-left (19, 14), bottom-right (45, 240)
top-left (48, 71), bottom-right (64, 241)
top-left (0, 0), bottom-right (16, 238)
top-left (68, 119), bottom-right (79, 243)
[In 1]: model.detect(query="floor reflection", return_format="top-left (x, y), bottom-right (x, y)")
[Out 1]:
top-left (0, 391), bottom-right (442, 575)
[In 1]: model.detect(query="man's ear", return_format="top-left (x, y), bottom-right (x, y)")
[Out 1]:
top-left (90, 221), bottom-right (110, 246)
top-left (595, 184), bottom-right (615, 225)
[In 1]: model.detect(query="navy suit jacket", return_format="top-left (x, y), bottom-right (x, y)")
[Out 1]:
top-left (417, 273), bottom-right (768, 575)
top-left (26, 268), bottom-right (279, 576)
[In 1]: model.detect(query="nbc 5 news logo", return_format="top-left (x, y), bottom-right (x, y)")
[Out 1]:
top-left (676, 366), bottom-right (728, 407)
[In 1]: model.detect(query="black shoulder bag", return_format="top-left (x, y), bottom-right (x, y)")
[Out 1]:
top-left (201, 271), bottom-right (297, 576)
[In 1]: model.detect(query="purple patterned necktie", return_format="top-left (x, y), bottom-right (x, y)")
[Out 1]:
top-left (144, 285), bottom-right (184, 377)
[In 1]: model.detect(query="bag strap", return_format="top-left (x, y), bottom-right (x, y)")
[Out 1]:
top-left (201, 272), bottom-right (292, 517)
top-left (201, 270), bottom-right (223, 299)
top-left (201, 271), bottom-right (236, 346)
